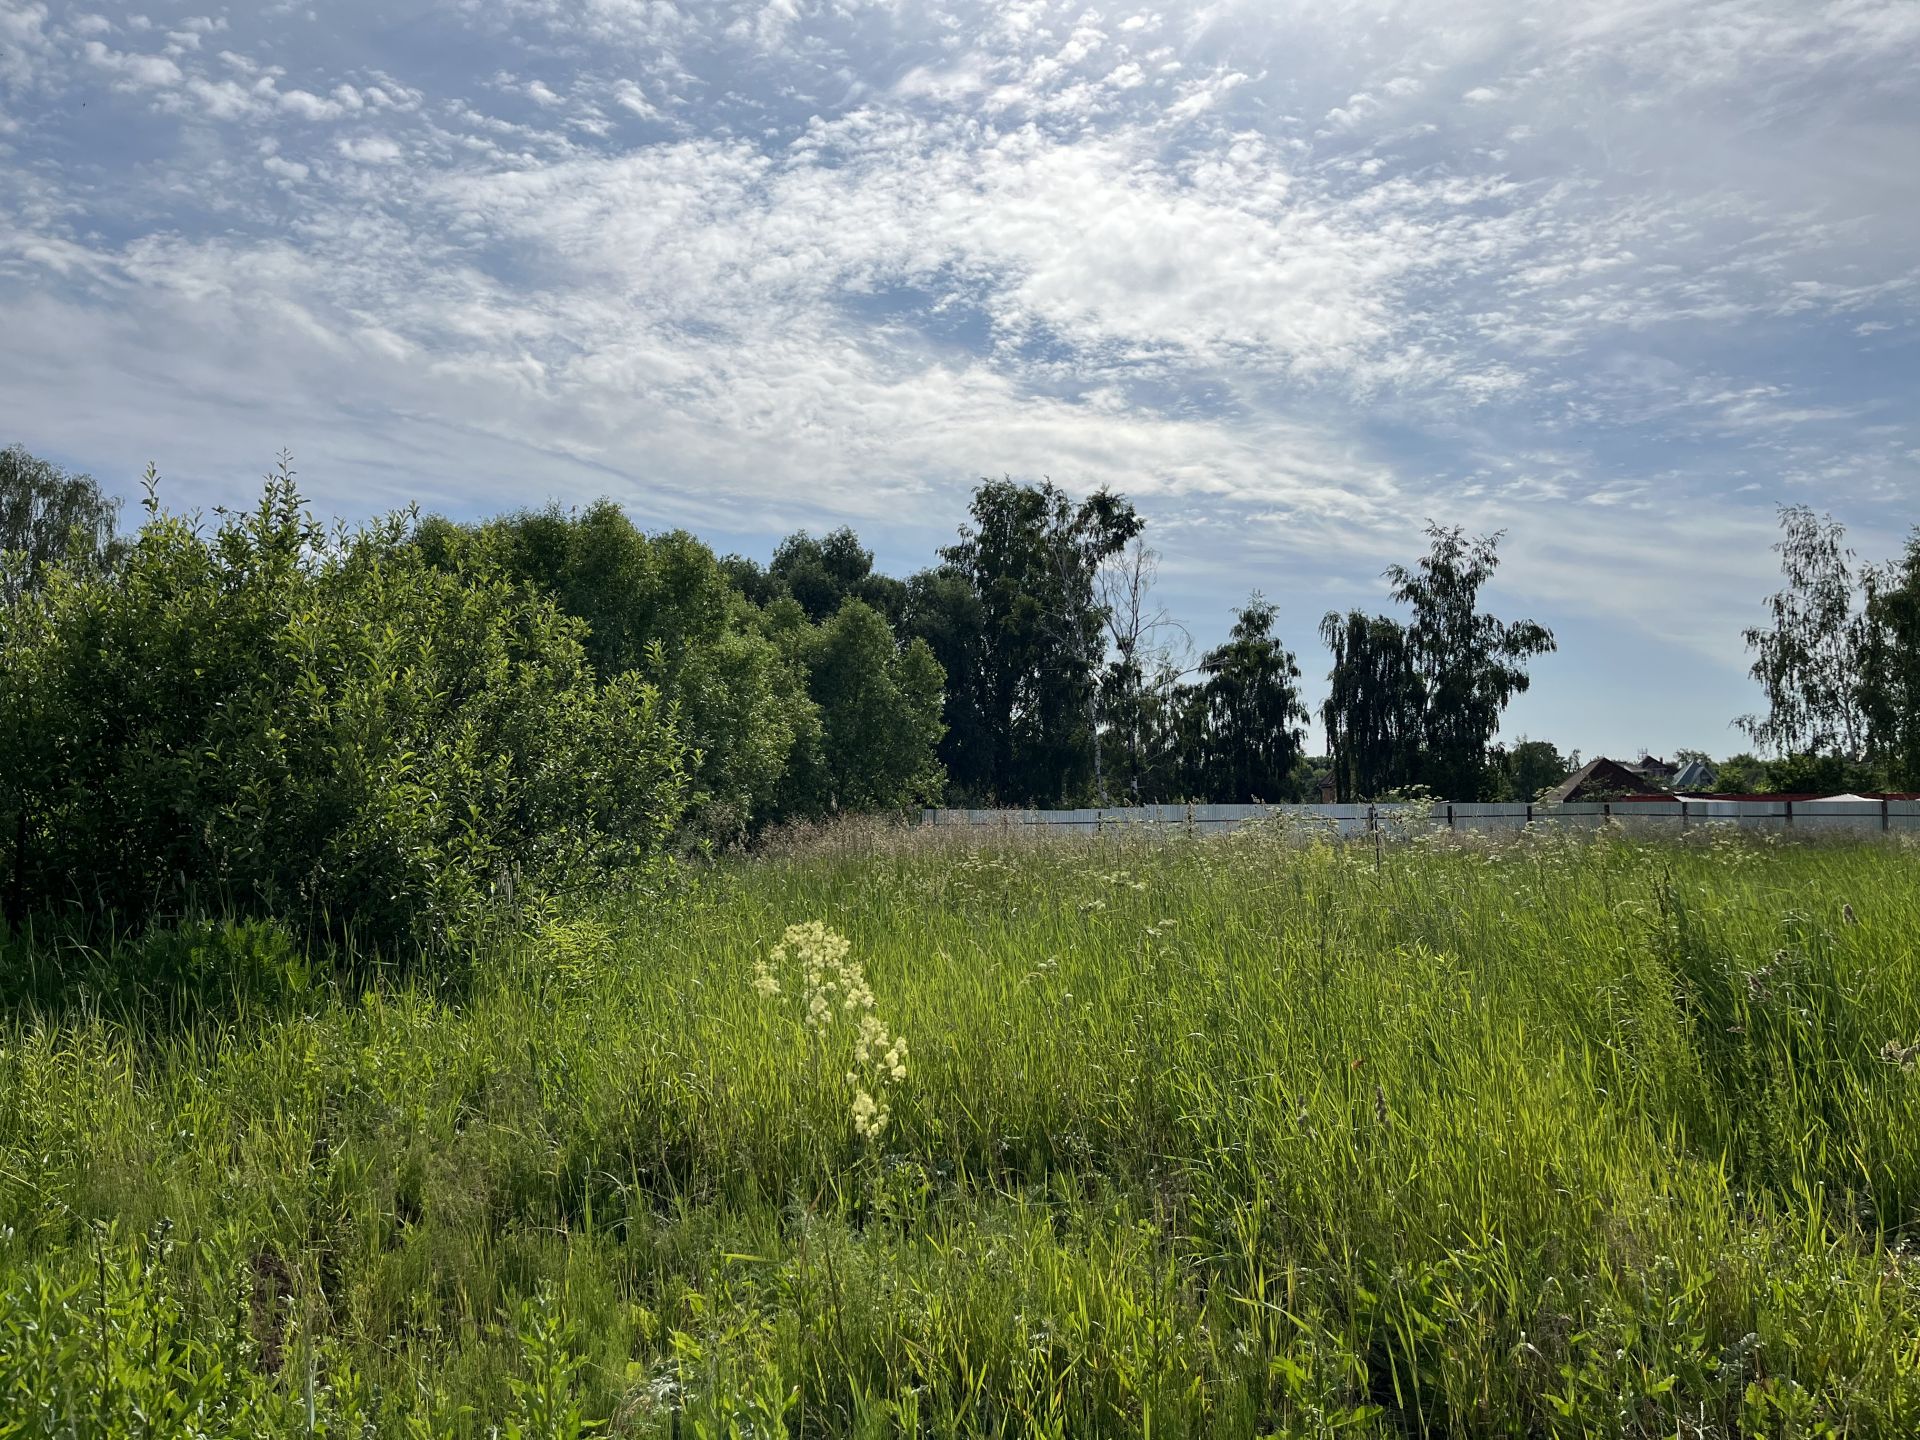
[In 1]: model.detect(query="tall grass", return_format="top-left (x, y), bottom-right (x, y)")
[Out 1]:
top-left (3, 824), bottom-right (1919, 1435)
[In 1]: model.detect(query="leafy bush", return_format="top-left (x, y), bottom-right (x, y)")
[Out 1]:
top-left (427, 502), bottom-right (949, 836)
top-left (425, 502), bottom-right (810, 842)
top-left (0, 466), bottom-right (688, 965)
top-left (770, 596), bottom-right (947, 816)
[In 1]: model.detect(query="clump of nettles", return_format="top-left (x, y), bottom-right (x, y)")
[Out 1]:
top-left (754, 921), bottom-right (908, 1141)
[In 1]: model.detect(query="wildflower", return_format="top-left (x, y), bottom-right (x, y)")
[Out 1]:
top-left (1880, 1039), bottom-right (1918, 1070)
top-left (852, 1089), bottom-right (890, 1141)
top-left (755, 919), bottom-right (910, 1143)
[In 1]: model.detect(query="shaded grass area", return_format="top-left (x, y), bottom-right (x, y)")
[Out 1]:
top-left (4, 826), bottom-right (1920, 1435)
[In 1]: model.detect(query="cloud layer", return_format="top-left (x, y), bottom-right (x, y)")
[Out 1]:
top-left (2, 0), bottom-right (1917, 753)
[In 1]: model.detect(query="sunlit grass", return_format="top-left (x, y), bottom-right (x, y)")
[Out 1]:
top-left (4, 824), bottom-right (1920, 1435)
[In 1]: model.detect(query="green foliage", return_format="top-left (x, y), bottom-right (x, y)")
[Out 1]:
top-left (443, 502), bottom-right (806, 841)
top-left (0, 466), bottom-right (687, 962)
top-left (1740, 505), bottom-right (1869, 759)
top-left (0, 444), bottom-right (124, 606)
top-left (922, 477), bottom-right (1141, 806)
top-left (6, 833), bottom-right (1920, 1435)
top-left (1181, 594), bottom-right (1309, 802)
top-left (447, 503), bottom-right (948, 832)
top-left (1714, 752), bottom-right (1769, 793)
top-left (1489, 736), bottom-right (1571, 801)
top-left (1322, 527), bottom-right (1554, 802)
top-left (1732, 510), bottom-right (1920, 793)
top-left (776, 598), bottom-right (947, 816)
top-left (1320, 610), bottom-right (1421, 802)
top-left (1388, 524), bottom-right (1557, 801)
top-left (763, 526), bottom-right (908, 628)
top-left (1861, 530), bottom-right (1920, 789)
top-left (1762, 751), bottom-right (1886, 796)
top-left (900, 564), bottom-right (989, 798)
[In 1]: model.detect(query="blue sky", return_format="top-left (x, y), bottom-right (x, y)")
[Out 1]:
top-left (2, 0), bottom-right (1916, 760)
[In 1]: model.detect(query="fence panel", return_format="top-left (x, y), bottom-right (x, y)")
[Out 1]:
top-left (921, 798), bottom-right (1918, 839)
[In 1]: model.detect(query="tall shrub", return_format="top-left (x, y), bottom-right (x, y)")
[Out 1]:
top-left (0, 467), bottom-right (688, 959)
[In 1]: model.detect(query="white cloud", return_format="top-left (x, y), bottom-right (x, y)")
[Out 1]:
top-left (280, 87), bottom-right (348, 120)
top-left (183, 75), bottom-right (270, 120)
top-left (82, 39), bottom-right (182, 89)
top-left (0, 3), bottom-right (50, 92)
top-left (2, 0), bottom-right (1918, 752)
top-left (610, 78), bottom-right (657, 116)
top-left (336, 134), bottom-right (402, 163)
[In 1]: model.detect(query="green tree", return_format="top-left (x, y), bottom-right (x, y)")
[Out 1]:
top-left (1762, 752), bottom-right (1884, 795)
top-left (770, 527), bottom-right (908, 628)
top-left (1190, 595), bottom-right (1309, 803)
top-left (1319, 611), bottom-right (1420, 802)
top-left (1860, 530), bottom-right (1920, 789)
top-left (1738, 505), bottom-right (1868, 759)
top-left (1389, 524), bottom-right (1556, 801)
top-left (1492, 737), bottom-right (1570, 801)
top-left (777, 599), bottom-right (946, 814)
top-left (1, 444), bottom-right (124, 604)
top-left (1321, 527), bottom-right (1553, 802)
top-left (437, 502), bottom-right (810, 840)
top-left (901, 565), bottom-right (988, 801)
top-left (722, 528), bottom-right (909, 630)
top-left (922, 478), bottom-right (1140, 806)
top-left (1713, 753), bottom-right (1769, 793)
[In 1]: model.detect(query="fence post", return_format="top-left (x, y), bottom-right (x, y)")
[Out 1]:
top-left (1785, 798), bottom-right (1793, 830)
top-left (1525, 802), bottom-right (1533, 828)
top-left (1884, 797), bottom-right (1891, 833)
top-left (1447, 802), bottom-right (1455, 832)
top-left (1680, 800), bottom-right (1688, 834)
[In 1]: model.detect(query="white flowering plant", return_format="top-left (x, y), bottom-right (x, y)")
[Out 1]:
top-left (754, 920), bottom-right (908, 1142)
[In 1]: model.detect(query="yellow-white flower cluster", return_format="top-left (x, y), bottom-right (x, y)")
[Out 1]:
top-left (757, 920), bottom-right (908, 1142)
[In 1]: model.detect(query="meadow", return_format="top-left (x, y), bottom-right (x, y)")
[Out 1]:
top-left (3, 824), bottom-right (1919, 1437)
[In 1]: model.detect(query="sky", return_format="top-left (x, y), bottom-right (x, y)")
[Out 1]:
top-left (2, 0), bottom-right (1917, 760)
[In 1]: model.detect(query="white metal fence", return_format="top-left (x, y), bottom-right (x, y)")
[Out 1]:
top-left (922, 799), bottom-right (1920, 838)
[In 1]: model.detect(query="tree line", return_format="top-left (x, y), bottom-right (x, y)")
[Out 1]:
top-left (4, 440), bottom-right (1914, 957)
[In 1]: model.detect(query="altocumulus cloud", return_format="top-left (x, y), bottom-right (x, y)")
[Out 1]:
top-left (0, 0), bottom-right (1916, 753)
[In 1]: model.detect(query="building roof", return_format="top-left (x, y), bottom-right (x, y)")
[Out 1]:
top-left (1672, 758), bottom-right (1714, 790)
top-left (1547, 757), bottom-right (1671, 804)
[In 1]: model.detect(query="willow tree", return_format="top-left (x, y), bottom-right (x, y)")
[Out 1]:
top-left (1737, 505), bottom-right (1868, 759)
top-left (1390, 524), bottom-right (1556, 802)
top-left (1320, 610), bottom-right (1420, 801)
top-left (1322, 525), bottom-right (1554, 802)
top-left (1, 445), bottom-right (123, 605)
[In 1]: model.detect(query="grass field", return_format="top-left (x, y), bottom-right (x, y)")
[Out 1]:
top-left (4, 824), bottom-right (1920, 1437)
